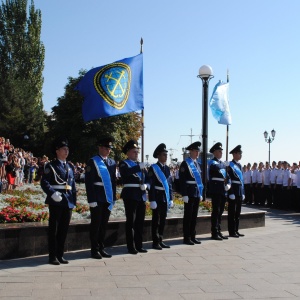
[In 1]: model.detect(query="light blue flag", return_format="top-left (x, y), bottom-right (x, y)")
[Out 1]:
top-left (209, 81), bottom-right (232, 125)
top-left (75, 54), bottom-right (143, 122)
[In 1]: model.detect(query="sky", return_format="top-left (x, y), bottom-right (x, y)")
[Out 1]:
top-left (32, 0), bottom-right (300, 165)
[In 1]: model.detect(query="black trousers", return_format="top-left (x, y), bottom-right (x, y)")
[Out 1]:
top-left (211, 193), bottom-right (226, 235)
top-left (282, 186), bottom-right (291, 210)
top-left (244, 184), bottom-right (252, 204)
top-left (183, 197), bottom-right (200, 240)
top-left (152, 201), bottom-right (168, 244)
top-left (123, 199), bottom-right (146, 251)
top-left (264, 185), bottom-right (272, 207)
top-left (48, 205), bottom-right (72, 259)
top-left (274, 184), bottom-right (282, 208)
top-left (227, 196), bottom-right (242, 234)
top-left (90, 202), bottom-right (111, 253)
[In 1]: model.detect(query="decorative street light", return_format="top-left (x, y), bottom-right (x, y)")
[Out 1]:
top-left (198, 65), bottom-right (213, 201)
top-left (263, 129), bottom-right (276, 164)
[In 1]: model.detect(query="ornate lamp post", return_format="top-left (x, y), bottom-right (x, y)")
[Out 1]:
top-left (263, 129), bottom-right (276, 164)
top-left (198, 65), bottom-right (213, 200)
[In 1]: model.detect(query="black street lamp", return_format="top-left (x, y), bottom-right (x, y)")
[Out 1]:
top-left (198, 65), bottom-right (213, 201)
top-left (263, 129), bottom-right (276, 164)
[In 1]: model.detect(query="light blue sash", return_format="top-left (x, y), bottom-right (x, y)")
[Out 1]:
top-left (209, 159), bottom-right (227, 178)
top-left (152, 164), bottom-right (170, 206)
top-left (92, 156), bottom-right (114, 211)
top-left (124, 159), bottom-right (142, 180)
top-left (229, 161), bottom-right (244, 187)
top-left (186, 157), bottom-right (203, 196)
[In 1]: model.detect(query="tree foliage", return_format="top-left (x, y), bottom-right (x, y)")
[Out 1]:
top-left (45, 70), bottom-right (143, 163)
top-left (0, 0), bottom-right (45, 152)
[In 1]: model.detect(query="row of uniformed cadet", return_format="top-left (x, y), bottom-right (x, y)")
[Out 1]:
top-left (41, 137), bottom-right (244, 265)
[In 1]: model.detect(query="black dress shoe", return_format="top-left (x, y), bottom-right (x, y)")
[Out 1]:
top-left (211, 235), bottom-right (223, 241)
top-left (159, 242), bottom-right (171, 248)
top-left (57, 257), bottom-right (69, 264)
top-left (100, 250), bottom-right (112, 258)
top-left (218, 232), bottom-right (228, 240)
top-left (229, 233), bottom-right (239, 238)
top-left (136, 248), bottom-right (148, 253)
top-left (49, 257), bottom-right (60, 265)
top-left (152, 243), bottom-right (163, 250)
top-left (183, 239), bottom-right (195, 245)
top-left (236, 232), bottom-right (245, 237)
top-left (91, 252), bottom-right (103, 259)
top-left (128, 249), bottom-right (138, 254)
top-left (191, 238), bottom-right (201, 244)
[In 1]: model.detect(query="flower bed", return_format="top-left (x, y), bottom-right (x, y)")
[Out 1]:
top-left (0, 184), bottom-right (213, 223)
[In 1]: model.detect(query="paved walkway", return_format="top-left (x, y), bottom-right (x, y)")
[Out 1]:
top-left (1, 207), bottom-right (300, 299)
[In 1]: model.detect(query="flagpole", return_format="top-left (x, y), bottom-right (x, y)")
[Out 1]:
top-left (140, 37), bottom-right (144, 163)
top-left (225, 69), bottom-right (229, 161)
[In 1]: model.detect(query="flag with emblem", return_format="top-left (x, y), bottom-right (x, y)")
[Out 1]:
top-left (75, 54), bottom-right (143, 122)
top-left (209, 81), bottom-right (232, 125)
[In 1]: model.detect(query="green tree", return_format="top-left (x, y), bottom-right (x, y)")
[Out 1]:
top-left (45, 70), bottom-right (142, 163)
top-left (0, 0), bottom-right (45, 152)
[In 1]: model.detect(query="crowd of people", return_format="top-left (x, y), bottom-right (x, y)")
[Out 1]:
top-left (0, 137), bottom-right (87, 192)
top-left (243, 160), bottom-right (300, 211)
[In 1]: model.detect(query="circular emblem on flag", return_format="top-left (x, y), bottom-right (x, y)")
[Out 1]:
top-left (94, 62), bottom-right (131, 110)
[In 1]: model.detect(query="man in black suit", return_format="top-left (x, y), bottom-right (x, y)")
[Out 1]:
top-left (41, 137), bottom-right (77, 265)
top-left (227, 145), bottom-right (245, 237)
top-left (148, 143), bottom-right (173, 250)
top-left (179, 141), bottom-right (203, 245)
top-left (119, 140), bottom-right (149, 254)
top-left (208, 142), bottom-right (230, 241)
top-left (85, 136), bottom-right (116, 259)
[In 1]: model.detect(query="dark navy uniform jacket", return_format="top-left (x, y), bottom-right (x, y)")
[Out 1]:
top-left (119, 160), bottom-right (150, 201)
top-left (227, 160), bottom-right (244, 197)
top-left (208, 157), bottom-right (228, 195)
top-left (148, 162), bottom-right (173, 203)
top-left (41, 159), bottom-right (76, 208)
top-left (179, 160), bottom-right (201, 198)
top-left (85, 155), bottom-right (117, 204)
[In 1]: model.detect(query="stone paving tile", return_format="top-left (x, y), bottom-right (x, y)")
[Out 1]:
top-left (181, 291), bottom-right (241, 299)
top-left (91, 287), bottom-right (149, 296)
top-left (235, 290), bottom-right (296, 298)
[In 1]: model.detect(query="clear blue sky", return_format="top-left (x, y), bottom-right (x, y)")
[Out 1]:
top-left (34, 0), bottom-right (300, 165)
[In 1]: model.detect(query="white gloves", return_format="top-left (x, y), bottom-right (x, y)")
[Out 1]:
top-left (51, 191), bottom-right (62, 202)
top-left (89, 202), bottom-right (98, 208)
top-left (140, 184), bottom-right (147, 191)
top-left (224, 161), bottom-right (230, 167)
top-left (150, 201), bottom-right (157, 209)
top-left (242, 195), bottom-right (245, 201)
top-left (228, 194), bottom-right (235, 200)
top-left (169, 200), bottom-right (174, 208)
top-left (182, 196), bottom-right (189, 203)
top-left (225, 184), bottom-right (231, 191)
top-left (200, 196), bottom-right (203, 201)
top-left (139, 162), bottom-right (146, 169)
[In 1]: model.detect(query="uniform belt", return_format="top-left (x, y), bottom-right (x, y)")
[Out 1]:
top-left (94, 182), bottom-right (104, 186)
top-left (52, 184), bottom-right (72, 190)
top-left (123, 184), bottom-right (140, 188)
top-left (186, 181), bottom-right (196, 184)
top-left (155, 186), bottom-right (165, 191)
top-left (211, 177), bottom-right (224, 182)
top-left (231, 180), bottom-right (241, 184)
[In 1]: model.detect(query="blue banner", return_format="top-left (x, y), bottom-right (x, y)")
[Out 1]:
top-left (75, 54), bottom-right (144, 122)
top-left (209, 81), bottom-right (232, 125)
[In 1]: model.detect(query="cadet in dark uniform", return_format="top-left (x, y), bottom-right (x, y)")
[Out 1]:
top-left (119, 140), bottom-right (149, 254)
top-left (227, 145), bottom-right (245, 237)
top-left (41, 138), bottom-right (77, 265)
top-left (208, 142), bottom-right (230, 240)
top-left (85, 136), bottom-right (116, 259)
top-left (148, 143), bottom-right (173, 250)
top-left (179, 141), bottom-right (203, 245)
